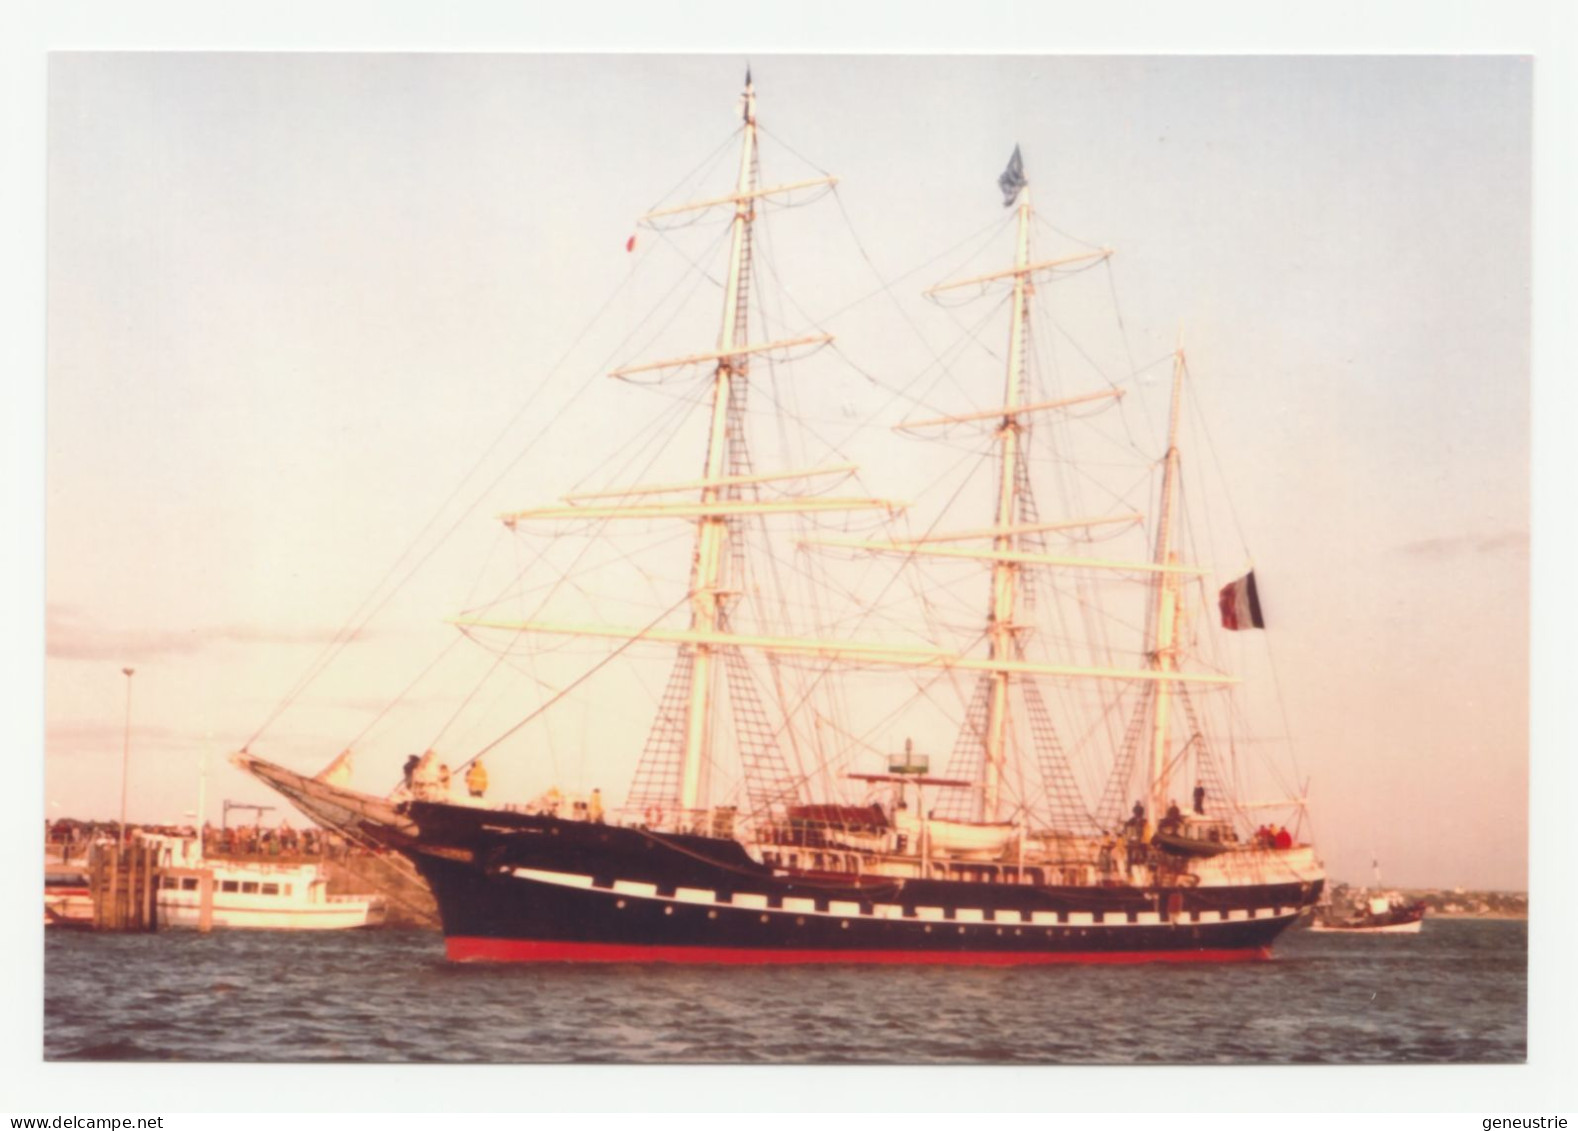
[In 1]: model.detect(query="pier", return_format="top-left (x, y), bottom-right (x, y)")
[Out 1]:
top-left (87, 840), bottom-right (161, 931)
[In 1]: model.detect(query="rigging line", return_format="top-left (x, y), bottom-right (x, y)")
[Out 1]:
top-left (745, 224), bottom-right (827, 795)
top-left (427, 530), bottom-right (548, 761)
top-left (816, 292), bottom-right (1014, 449)
top-left (338, 520), bottom-right (521, 757)
top-left (425, 634), bottom-right (523, 759)
top-left (245, 243), bottom-right (663, 750)
top-left (607, 226), bottom-right (735, 387)
top-left (747, 198), bottom-right (1007, 435)
top-left (928, 288), bottom-right (1014, 378)
top-left (1039, 302), bottom-right (1126, 393)
top-left (919, 291), bottom-right (1022, 420)
top-left (1101, 256), bottom-right (1151, 456)
top-left (1172, 364), bottom-right (1306, 789)
top-left (831, 627), bottom-right (994, 768)
top-left (342, 633), bottom-right (471, 754)
top-left (477, 379), bottom-right (702, 615)
top-left (753, 122), bottom-right (834, 179)
top-left (826, 184), bottom-right (1006, 350)
top-left (1030, 212), bottom-right (1109, 254)
top-left (1182, 356), bottom-right (1252, 560)
top-left (753, 446), bottom-right (990, 787)
top-left (451, 591), bottom-right (692, 774)
top-left (755, 653), bottom-right (971, 821)
top-left (566, 379), bottom-right (707, 500)
top-left (642, 126), bottom-right (746, 220)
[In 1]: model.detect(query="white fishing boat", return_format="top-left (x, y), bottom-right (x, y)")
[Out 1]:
top-left (1310, 861), bottom-right (1425, 933)
top-left (144, 834), bottom-right (386, 930)
top-left (44, 867), bottom-right (95, 929)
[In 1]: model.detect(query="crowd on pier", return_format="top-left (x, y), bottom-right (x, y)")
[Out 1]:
top-left (44, 817), bottom-right (354, 863)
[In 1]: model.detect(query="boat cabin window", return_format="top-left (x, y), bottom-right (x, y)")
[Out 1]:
top-left (261, 883), bottom-right (280, 896)
top-left (282, 884), bottom-right (293, 896)
top-left (241, 882), bottom-right (259, 894)
top-left (1182, 816), bottom-right (1234, 843)
top-left (180, 877), bottom-right (198, 891)
top-left (220, 880), bottom-right (239, 893)
top-left (161, 876), bottom-right (179, 889)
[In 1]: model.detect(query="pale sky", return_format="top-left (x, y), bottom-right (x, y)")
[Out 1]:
top-left (36, 53), bottom-right (1535, 893)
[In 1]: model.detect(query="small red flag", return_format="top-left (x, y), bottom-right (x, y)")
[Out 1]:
top-left (625, 234), bottom-right (637, 253)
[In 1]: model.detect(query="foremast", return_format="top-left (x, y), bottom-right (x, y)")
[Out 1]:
top-left (678, 71), bottom-right (761, 813)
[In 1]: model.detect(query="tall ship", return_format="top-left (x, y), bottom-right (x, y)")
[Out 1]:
top-left (238, 72), bottom-right (1324, 963)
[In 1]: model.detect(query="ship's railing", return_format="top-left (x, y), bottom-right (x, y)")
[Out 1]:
top-left (614, 806), bottom-right (730, 837)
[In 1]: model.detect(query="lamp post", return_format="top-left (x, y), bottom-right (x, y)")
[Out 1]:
top-left (118, 667), bottom-right (135, 842)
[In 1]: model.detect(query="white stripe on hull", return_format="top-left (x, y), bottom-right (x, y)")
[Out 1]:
top-left (508, 865), bottom-right (1297, 928)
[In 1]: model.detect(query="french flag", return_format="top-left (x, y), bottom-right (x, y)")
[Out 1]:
top-left (1218, 570), bottom-right (1265, 631)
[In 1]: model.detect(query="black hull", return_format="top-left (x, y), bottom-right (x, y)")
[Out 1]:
top-left (402, 804), bottom-right (1322, 965)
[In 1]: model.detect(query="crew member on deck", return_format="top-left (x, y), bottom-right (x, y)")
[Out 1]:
top-left (402, 754), bottom-right (420, 789)
top-left (465, 759), bottom-right (488, 799)
top-left (1126, 801), bottom-right (1146, 841)
top-left (1193, 784), bottom-right (1206, 814)
top-left (1098, 836), bottom-right (1116, 876)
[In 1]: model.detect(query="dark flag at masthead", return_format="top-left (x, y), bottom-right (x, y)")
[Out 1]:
top-left (999, 145), bottom-right (1027, 207)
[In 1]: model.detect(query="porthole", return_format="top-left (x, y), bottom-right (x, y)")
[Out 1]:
top-left (840, 920), bottom-right (849, 929)
top-left (664, 906), bottom-right (674, 916)
top-left (1014, 928), bottom-right (1022, 936)
top-left (924, 925), bottom-right (932, 933)
top-left (760, 914), bottom-right (769, 923)
top-left (616, 899), bottom-right (627, 909)
top-left (708, 910), bottom-right (718, 920)
top-left (958, 926), bottom-right (966, 935)
top-left (996, 928), bottom-right (1003, 936)
top-left (795, 916), bottom-right (805, 926)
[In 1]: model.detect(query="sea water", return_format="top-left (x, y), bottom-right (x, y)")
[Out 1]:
top-left (42, 918), bottom-right (1525, 1064)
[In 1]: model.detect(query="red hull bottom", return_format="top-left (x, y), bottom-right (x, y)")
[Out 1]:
top-left (446, 936), bottom-right (1274, 966)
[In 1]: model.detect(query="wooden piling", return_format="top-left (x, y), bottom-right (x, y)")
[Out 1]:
top-left (102, 843), bottom-right (120, 929)
top-left (198, 870), bottom-right (213, 933)
top-left (88, 840), bottom-right (161, 931)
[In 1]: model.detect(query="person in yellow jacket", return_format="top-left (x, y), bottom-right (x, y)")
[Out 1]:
top-left (465, 759), bottom-right (488, 799)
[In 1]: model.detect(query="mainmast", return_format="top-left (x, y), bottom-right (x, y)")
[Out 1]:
top-left (981, 183), bottom-right (1034, 822)
top-left (678, 70), bottom-right (759, 814)
top-left (1145, 347), bottom-right (1187, 833)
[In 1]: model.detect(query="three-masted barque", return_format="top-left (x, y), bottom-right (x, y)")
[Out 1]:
top-left (239, 71), bottom-right (1325, 963)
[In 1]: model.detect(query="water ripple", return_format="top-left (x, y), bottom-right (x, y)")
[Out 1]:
top-left (44, 920), bottom-right (1525, 1064)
